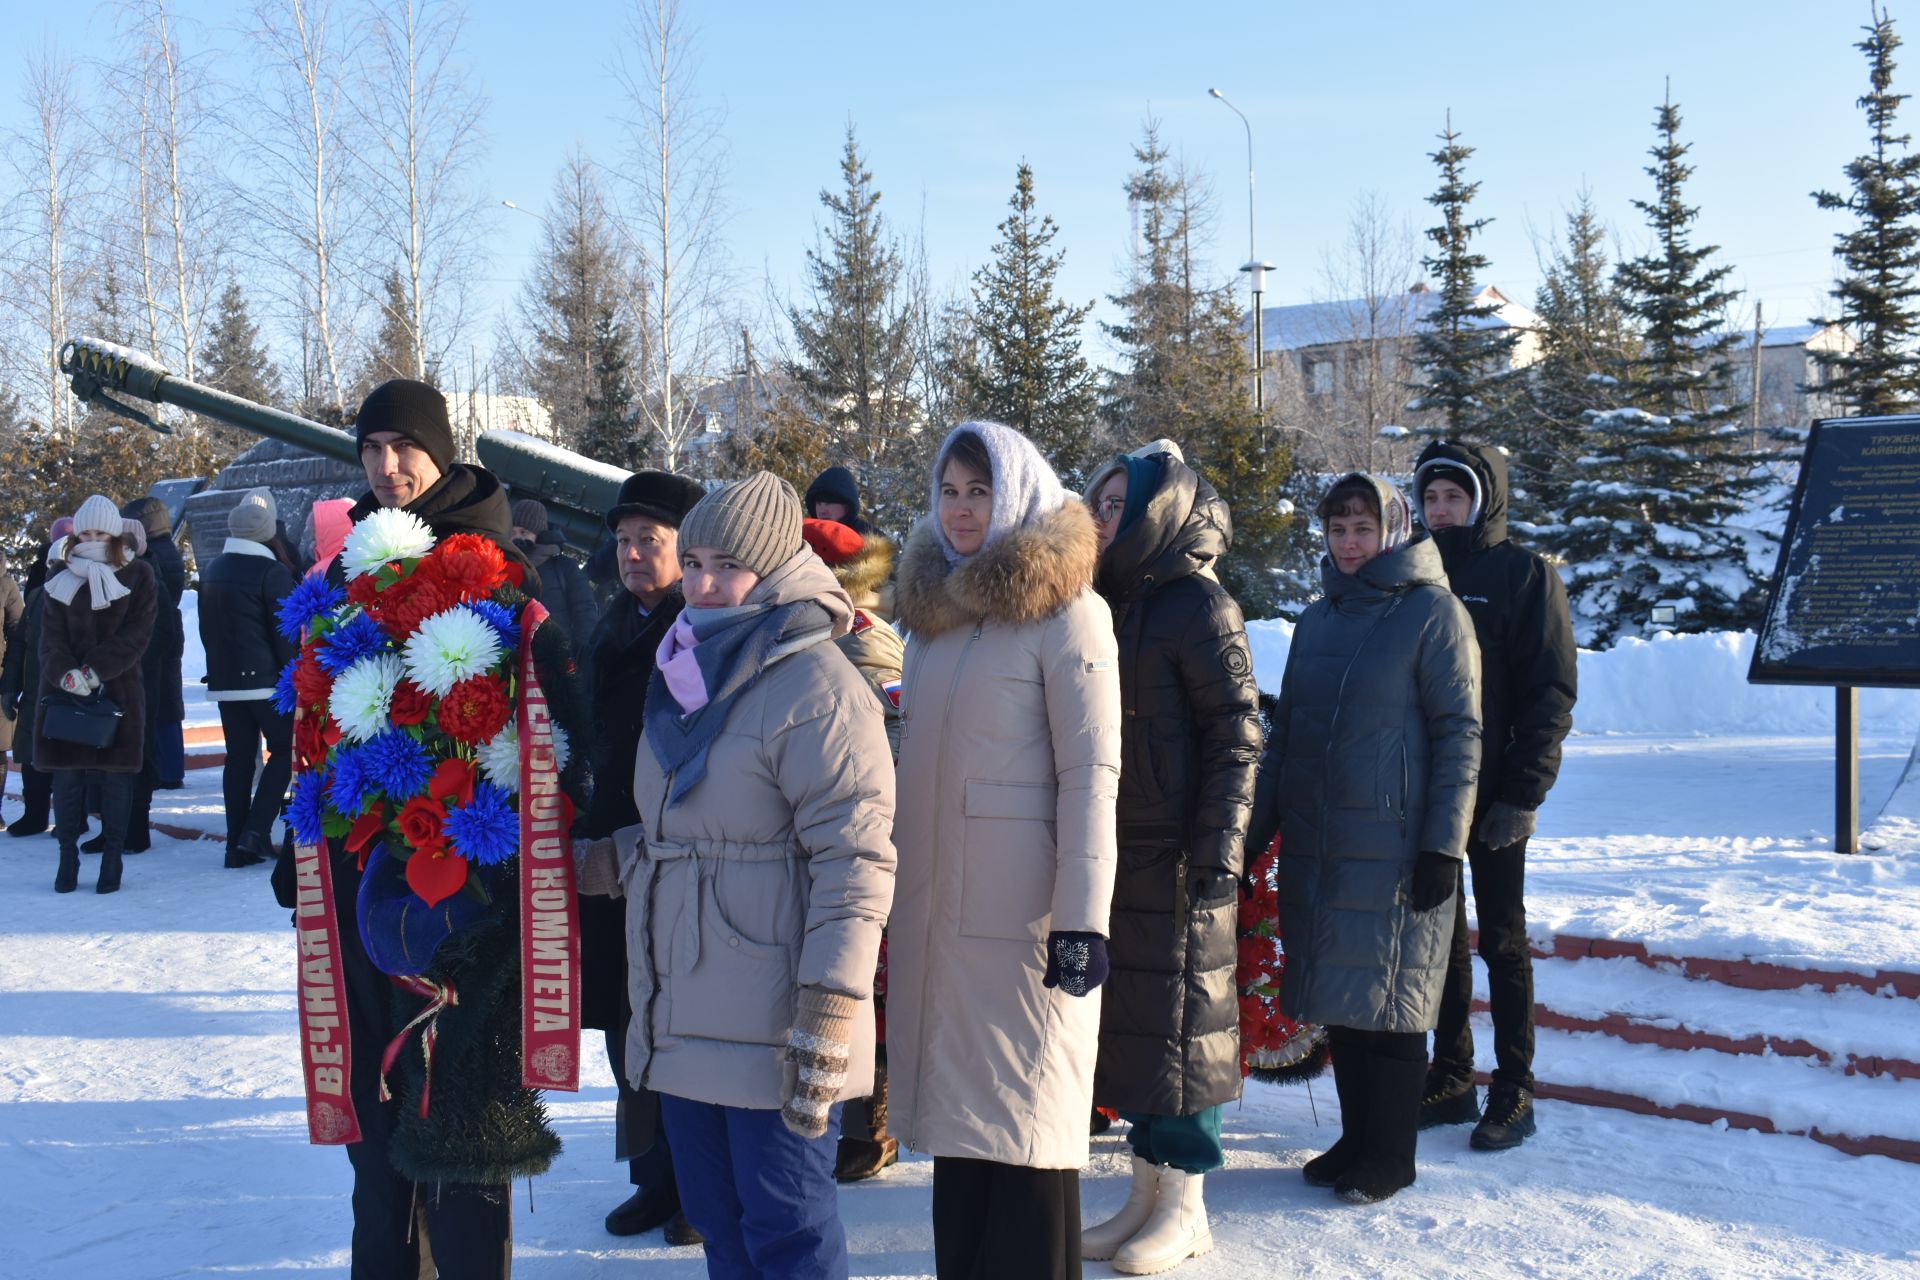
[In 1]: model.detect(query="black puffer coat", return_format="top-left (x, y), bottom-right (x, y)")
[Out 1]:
top-left (1090, 457), bottom-right (1263, 1116)
top-left (198, 542), bottom-right (298, 696)
top-left (1412, 442), bottom-right (1578, 816)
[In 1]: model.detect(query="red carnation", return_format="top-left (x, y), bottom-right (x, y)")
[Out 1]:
top-left (346, 573), bottom-right (382, 610)
top-left (406, 844), bottom-right (468, 907)
top-left (430, 533), bottom-right (509, 603)
top-left (437, 674), bottom-right (511, 746)
top-left (370, 571), bottom-right (454, 639)
top-left (396, 794), bottom-right (447, 852)
top-left (389, 679), bottom-right (433, 727)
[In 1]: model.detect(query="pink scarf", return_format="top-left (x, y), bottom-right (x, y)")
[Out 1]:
top-left (656, 612), bottom-right (709, 714)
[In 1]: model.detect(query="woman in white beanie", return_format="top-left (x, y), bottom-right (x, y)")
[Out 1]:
top-left (576, 471), bottom-right (896, 1278)
top-left (36, 494), bottom-right (158, 894)
top-left (889, 423), bottom-right (1122, 1280)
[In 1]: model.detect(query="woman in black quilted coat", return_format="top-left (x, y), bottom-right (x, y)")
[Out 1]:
top-left (1080, 443), bottom-right (1262, 1274)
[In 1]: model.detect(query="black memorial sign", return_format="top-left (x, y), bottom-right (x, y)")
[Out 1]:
top-left (1750, 415), bottom-right (1920, 689)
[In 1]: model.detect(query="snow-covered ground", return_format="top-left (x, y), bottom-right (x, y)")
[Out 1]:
top-left (3, 618), bottom-right (1917, 1275)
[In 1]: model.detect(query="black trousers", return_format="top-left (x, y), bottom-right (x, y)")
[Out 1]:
top-left (602, 1002), bottom-right (676, 1192)
top-left (332, 849), bottom-right (513, 1279)
top-left (1431, 834), bottom-right (1535, 1091)
top-left (53, 769), bottom-right (133, 853)
top-left (218, 699), bottom-right (293, 846)
top-left (931, 1157), bottom-right (1080, 1280)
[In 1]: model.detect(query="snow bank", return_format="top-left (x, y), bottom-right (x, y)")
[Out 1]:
top-left (1245, 619), bottom-right (1920, 739)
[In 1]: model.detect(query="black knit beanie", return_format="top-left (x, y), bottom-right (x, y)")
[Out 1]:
top-left (355, 379), bottom-right (456, 472)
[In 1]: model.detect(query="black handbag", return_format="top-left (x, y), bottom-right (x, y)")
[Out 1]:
top-left (40, 689), bottom-right (124, 750)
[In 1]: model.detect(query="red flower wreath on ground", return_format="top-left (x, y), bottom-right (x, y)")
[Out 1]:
top-left (436, 674), bottom-right (511, 746)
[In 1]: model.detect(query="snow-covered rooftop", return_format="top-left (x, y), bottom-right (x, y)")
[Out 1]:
top-left (1246, 285), bottom-right (1542, 353)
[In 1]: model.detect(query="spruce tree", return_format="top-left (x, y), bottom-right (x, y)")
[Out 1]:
top-left (966, 162), bottom-right (1098, 483)
top-left (1557, 92), bottom-right (1766, 644)
top-left (1411, 116), bottom-right (1518, 441)
top-left (1103, 120), bottom-right (1295, 616)
top-left (363, 269), bottom-right (427, 392)
top-left (200, 281), bottom-right (284, 407)
top-left (1813, 3), bottom-right (1920, 413)
top-left (579, 301), bottom-right (642, 470)
top-left (787, 126), bottom-right (920, 530)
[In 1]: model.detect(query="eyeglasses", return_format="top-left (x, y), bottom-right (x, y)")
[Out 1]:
top-left (1093, 497), bottom-right (1126, 522)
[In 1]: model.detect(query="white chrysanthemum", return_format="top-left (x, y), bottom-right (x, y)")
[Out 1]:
top-left (402, 606), bottom-right (504, 697)
top-left (476, 720), bottom-right (571, 796)
top-left (329, 653), bottom-right (403, 743)
top-left (340, 507), bottom-right (437, 579)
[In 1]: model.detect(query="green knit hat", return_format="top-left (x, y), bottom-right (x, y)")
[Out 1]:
top-left (678, 472), bottom-right (803, 578)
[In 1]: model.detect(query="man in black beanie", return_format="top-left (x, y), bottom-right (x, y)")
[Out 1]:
top-left (581, 468), bottom-right (708, 1245)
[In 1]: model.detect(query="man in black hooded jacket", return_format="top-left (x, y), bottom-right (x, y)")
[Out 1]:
top-left (1411, 440), bottom-right (1577, 1153)
top-left (804, 464), bottom-right (873, 535)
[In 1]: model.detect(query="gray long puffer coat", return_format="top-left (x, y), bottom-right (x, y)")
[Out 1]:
top-left (1090, 457), bottom-right (1261, 1116)
top-left (1248, 506), bottom-right (1481, 1033)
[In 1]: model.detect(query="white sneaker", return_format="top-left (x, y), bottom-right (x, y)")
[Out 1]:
top-left (1112, 1168), bottom-right (1211, 1275)
top-left (1081, 1155), bottom-right (1160, 1261)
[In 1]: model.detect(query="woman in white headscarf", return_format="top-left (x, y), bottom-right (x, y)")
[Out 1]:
top-left (889, 422), bottom-right (1122, 1280)
top-left (36, 494), bottom-right (158, 894)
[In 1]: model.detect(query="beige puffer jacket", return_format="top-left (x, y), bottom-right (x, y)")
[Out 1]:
top-left (581, 550), bottom-right (898, 1111)
top-left (888, 500), bottom-right (1122, 1169)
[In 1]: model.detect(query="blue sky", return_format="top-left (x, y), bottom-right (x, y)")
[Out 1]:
top-left (1, 1), bottom-right (1879, 370)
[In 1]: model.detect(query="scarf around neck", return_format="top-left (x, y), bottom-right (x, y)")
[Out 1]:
top-left (45, 539), bottom-right (130, 611)
top-left (645, 597), bottom-right (832, 806)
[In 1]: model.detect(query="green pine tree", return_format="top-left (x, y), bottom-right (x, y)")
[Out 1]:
top-left (361, 269), bottom-right (427, 394)
top-left (579, 301), bottom-right (642, 470)
top-left (787, 126), bottom-right (921, 531)
top-left (200, 281), bottom-right (284, 407)
top-left (966, 162), bottom-right (1099, 484)
top-left (1813, 3), bottom-right (1920, 414)
top-left (1411, 116), bottom-right (1519, 441)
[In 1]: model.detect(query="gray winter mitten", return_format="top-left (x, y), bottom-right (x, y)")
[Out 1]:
top-left (782, 987), bottom-right (856, 1139)
top-left (1477, 801), bottom-right (1537, 851)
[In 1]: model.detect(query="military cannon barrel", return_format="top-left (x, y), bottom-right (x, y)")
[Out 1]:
top-left (59, 334), bottom-right (625, 556)
top-left (59, 334), bottom-right (360, 467)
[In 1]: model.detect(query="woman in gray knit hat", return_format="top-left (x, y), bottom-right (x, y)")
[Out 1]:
top-left (575, 471), bottom-right (896, 1277)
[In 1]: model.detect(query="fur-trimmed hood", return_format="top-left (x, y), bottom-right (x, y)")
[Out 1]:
top-left (832, 529), bottom-right (895, 613)
top-left (895, 500), bottom-right (1099, 637)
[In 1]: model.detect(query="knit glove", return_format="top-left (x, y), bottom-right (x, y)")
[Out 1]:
top-left (782, 987), bottom-right (857, 1139)
top-left (1477, 801), bottom-right (1537, 851)
top-left (59, 668), bottom-right (91, 695)
top-left (1410, 852), bottom-right (1457, 912)
top-left (1041, 931), bottom-right (1109, 997)
top-left (572, 836), bottom-right (621, 897)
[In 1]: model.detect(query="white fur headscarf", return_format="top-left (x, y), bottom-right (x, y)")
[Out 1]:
top-left (928, 421), bottom-right (1071, 563)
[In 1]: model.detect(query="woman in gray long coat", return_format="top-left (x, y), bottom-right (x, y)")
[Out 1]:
top-left (1247, 473), bottom-right (1480, 1205)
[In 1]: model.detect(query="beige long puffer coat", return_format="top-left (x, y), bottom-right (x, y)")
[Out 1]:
top-left (888, 499), bottom-right (1122, 1169)
top-left (581, 550), bottom-right (898, 1111)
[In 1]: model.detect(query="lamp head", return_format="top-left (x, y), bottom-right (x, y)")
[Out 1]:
top-left (1208, 87), bottom-right (1223, 99)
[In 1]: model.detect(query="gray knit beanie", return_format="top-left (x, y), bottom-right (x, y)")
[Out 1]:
top-left (678, 472), bottom-right (803, 578)
top-left (73, 494), bottom-right (123, 537)
top-left (228, 487), bottom-right (278, 543)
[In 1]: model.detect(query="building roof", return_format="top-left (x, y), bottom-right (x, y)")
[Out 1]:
top-left (1246, 285), bottom-right (1542, 353)
top-left (1716, 322), bottom-right (1850, 352)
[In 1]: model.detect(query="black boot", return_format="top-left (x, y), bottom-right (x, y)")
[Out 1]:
top-left (1418, 1070), bottom-right (1481, 1129)
top-left (225, 831), bottom-right (271, 868)
top-left (124, 807), bottom-right (151, 854)
top-left (1304, 1034), bottom-right (1367, 1187)
top-left (663, 1211), bottom-right (704, 1248)
top-left (97, 849), bottom-right (124, 894)
top-left (8, 770), bottom-right (51, 837)
top-left (81, 833), bottom-right (105, 854)
top-left (605, 1185), bottom-right (679, 1237)
top-left (1336, 1041), bottom-right (1424, 1205)
top-left (55, 845), bottom-right (81, 893)
top-left (1472, 1084), bottom-right (1537, 1151)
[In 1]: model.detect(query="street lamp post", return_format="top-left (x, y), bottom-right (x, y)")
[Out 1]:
top-left (1208, 89), bottom-right (1275, 415)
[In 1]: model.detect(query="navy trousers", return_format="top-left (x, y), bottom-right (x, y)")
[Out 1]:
top-left (660, 1093), bottom-right (846, 1279)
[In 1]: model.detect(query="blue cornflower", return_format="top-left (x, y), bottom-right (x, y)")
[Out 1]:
top-left (444, 781), bottom-right (518, 866)
top-left (362, 728), bottom-right (434, 802)
top-left (277, 575), bottom-right (347, 645)
top-left (467, 599), bottom-right (522, 655)
top-left (288, 769), bottom-right (328, 847)
top-left (272, 660), bottom-right (300, 715)
top-left (327, 742), bottom-right (377, 817)
top-left (315, 610), bottom-right (391, 675)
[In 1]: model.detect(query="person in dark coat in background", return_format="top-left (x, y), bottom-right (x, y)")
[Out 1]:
top-left (580, 468), bottom-right (708, 1245)
top-left (1247, 473), bottom-right (1481, 1206)
top-left (1076, 444), bottom-right (1261, 1274)
top-left (0, 550), bottom-right (23, 804)
top-left (1412, 440), bottom-right (1578, 1152)
top-left (512, 498), bottom-right (601, 685)
top-left (804, 463), bottom-right (873, 535)
top-left (39, 496), bottom-right (159, 894)
top-left (5, 520), bottom-right (67, 837)
top-left (111, 497), bottom-right (187, 854)
top-left (199, 487), bottom-right (298, 870)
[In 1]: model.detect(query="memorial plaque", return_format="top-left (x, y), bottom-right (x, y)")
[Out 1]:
top-left (1750, 415), bottom-right (1920, 689)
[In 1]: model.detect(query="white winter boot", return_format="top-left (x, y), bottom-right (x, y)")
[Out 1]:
top-left (1081, 1155), bottom-right (1161, 1260)
top-left (1112, 1167), bottom-right (1211, 1275)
